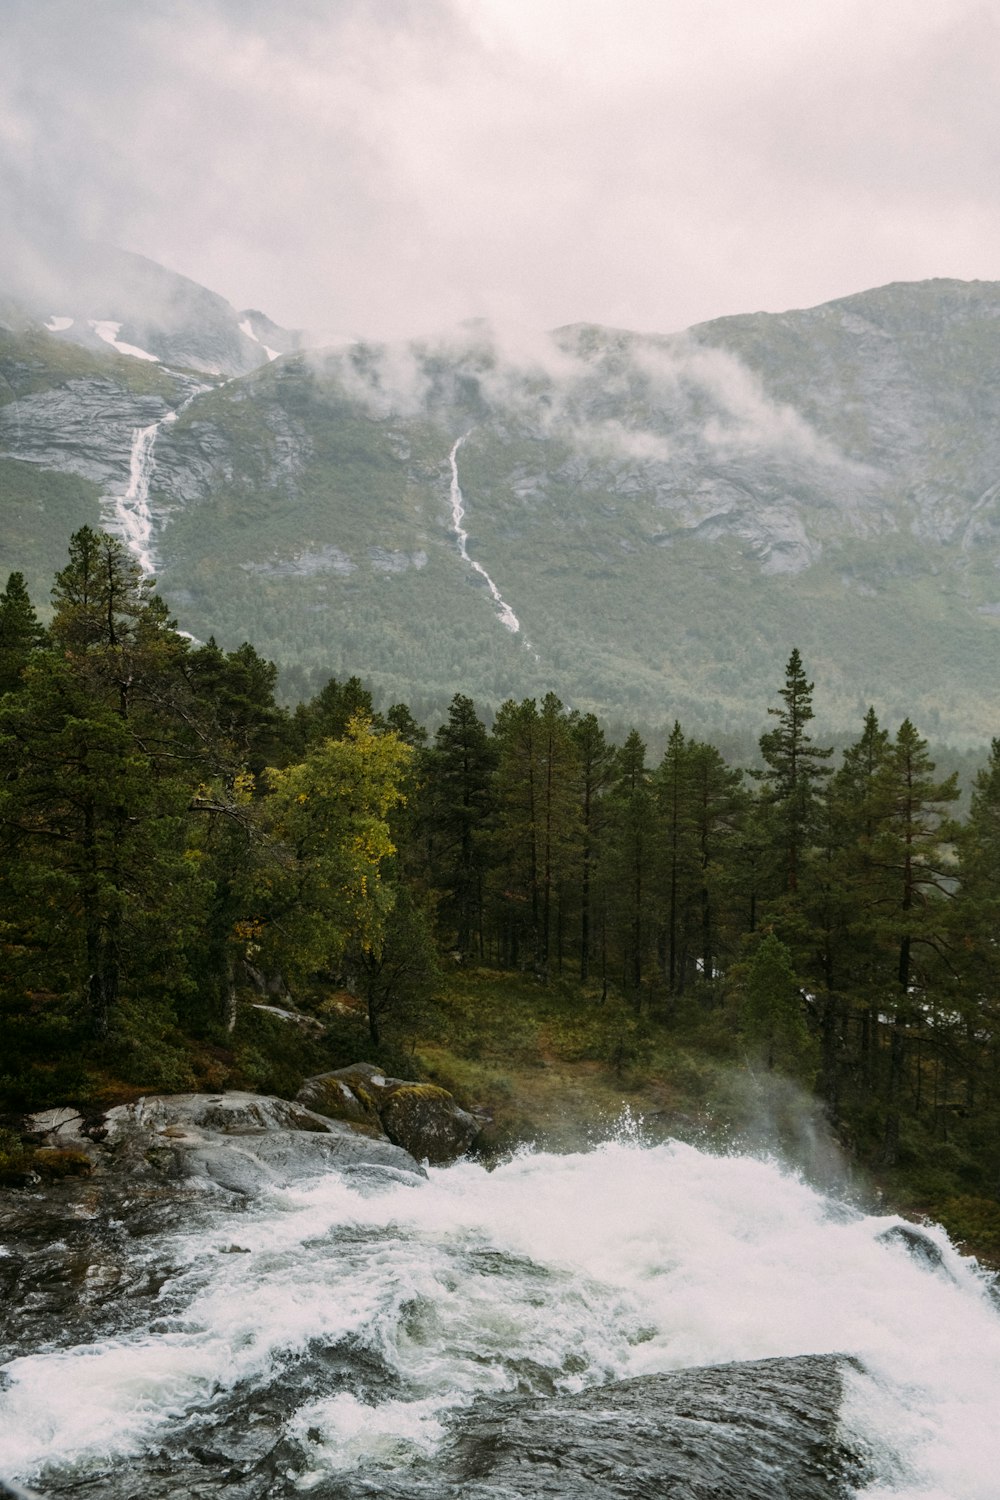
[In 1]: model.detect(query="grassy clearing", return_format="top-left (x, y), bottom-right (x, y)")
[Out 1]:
top-left (405, 967), bottom-right (763, 1158)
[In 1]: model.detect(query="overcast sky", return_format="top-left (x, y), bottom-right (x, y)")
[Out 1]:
top-left (3, 0), bottom-right (1000, 340)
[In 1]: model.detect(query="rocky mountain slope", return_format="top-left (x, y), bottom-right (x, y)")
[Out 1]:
top-left (3, 261), bottom-right (1000, 741)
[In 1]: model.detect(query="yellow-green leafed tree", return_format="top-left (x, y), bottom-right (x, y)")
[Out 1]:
top-left (256, 717), bottom-right (412, 986)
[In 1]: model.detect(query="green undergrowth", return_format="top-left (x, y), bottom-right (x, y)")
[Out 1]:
top-left (409, 967), bottom-right (754, 1156)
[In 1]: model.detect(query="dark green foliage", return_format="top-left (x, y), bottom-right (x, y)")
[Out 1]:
top-left (757, 648), bottom-right (833, 901)
top-left (7, 529), bottom-right (1000, 1253)
top-left (293, 673), bottom-right (376, 749)
top-left (422, 693), bottom-right (497, 956)
top-left (351, 886), bottom-right (442, 1046)
top-left (0, 570), bottom-right (46, 694)
top-left (737, 932), bottom-right (814, 1079)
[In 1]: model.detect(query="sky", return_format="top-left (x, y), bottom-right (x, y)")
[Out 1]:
top-left (3, 0), bottom-right (1000, 341)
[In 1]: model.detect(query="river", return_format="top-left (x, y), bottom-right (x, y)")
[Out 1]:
top-left (1, 1131), bottom-right (999, 1498)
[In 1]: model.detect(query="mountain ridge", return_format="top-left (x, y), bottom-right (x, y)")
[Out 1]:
top-left (3, 261), bottom-right (1000, 741)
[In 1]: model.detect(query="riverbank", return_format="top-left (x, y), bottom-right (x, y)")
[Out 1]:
top-left (4, 964), bottom-right (1000, 1266)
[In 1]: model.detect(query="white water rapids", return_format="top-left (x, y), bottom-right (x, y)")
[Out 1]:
top-left (448, 433), bottom-right (521, 635)
top-left (2, 1136), bottom-right (999, 1497)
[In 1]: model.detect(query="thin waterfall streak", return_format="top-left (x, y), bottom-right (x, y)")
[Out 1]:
top-left (448, 433), bottom-right (521, 635)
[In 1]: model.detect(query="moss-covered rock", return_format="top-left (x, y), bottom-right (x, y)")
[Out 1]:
top-left (296, 1064), bottom-right (479, 1163)
top-left (379, 1083), bottom-right (479, 1164)
top-left (294, 1067), bottom-right (385, 1137)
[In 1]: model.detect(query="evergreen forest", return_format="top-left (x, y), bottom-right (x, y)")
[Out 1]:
top-left (4, 530), bottom-right (1000, 1259)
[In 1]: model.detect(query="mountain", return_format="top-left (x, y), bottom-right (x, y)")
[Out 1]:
top-left (1, 240), bottom-right (301, 377)
top-left (3, 261), bottom-right (1000, 742)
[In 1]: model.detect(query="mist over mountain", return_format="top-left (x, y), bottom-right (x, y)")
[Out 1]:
top-left (3, 253), bottom-right (1000, 742)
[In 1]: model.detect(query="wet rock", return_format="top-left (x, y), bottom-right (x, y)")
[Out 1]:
top-left (101, 1091), bottom-right (424, 1193)
top-left (877, 1222), bottom-right (952, 1276)
top-left (379, 1084), bottom-right (479, 1165)
top-left (0, 1091), bottom-right (424, 1361)
top-left (295, 1068), bottom-right (385, 1134)
top-left (439, 1353), bottom-right (865, 1499)
top-left (297, 1066), bottom-right (479, 1164)
top-left (32, 1353), bottom-right (866, 1500)
top-left (0, 378), bottom-right (171, 489)
top-left (346, 1354), bottom-right (869, 1500)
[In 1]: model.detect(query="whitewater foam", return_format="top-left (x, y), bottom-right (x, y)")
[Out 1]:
top-left (2, 1138), bottom-right (998, 1496)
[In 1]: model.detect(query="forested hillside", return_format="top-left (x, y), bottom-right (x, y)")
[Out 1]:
top-left (3, 532), bottom-right (1000, 1258)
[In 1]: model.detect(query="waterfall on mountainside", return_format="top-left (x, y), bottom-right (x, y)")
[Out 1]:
top-left (114, 413), bottom-right (174, 574)
top-left (448, 433), bottom-right (522, 634)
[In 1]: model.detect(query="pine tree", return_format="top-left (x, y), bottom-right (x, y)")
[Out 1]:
top-left (870, 719), bottom-right (960, 1163)
top-left (818, 707), bottom-right (892, 1106)
top-left (607, 730), bottom-right (654, 1002)
top-left (952, 738), bottom-right (1000, 1185)
top-left (686, 738), bottom-right (747, 986)
top-left (51, 526), bottom-right (184, 720)
top-left (0, 571), bottom-right (46, 695)
top-left (758, 648), bottom-right (832, 899)
top-left (0, 653), bottom-right (204, 1041)
top-left (489, 696), bottom-right (580, 974)
top-left (654, 723), bottom-right (700, 994)
top-left (294, 674), bottom-right (377, 749)
top-left (740, 931), bottom-right (813, 1077)
top-left (535, 694), bottom-right (581, 975)
top-left (423, 694), bottom-right (496, 956)
top-left (571, 712), bottom-right (616, 983)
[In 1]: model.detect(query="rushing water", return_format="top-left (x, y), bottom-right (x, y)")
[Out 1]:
top-left (113, 412), bottom-right (175, 574)
top-left (448, 433), bottom-right (522, 634)
top-left (110, 385), bottom-right (206, 575)
top-left (2, 1135), bottom-right (999, 1497)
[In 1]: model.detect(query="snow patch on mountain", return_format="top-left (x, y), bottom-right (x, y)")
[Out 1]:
top-left (88, 320), bottom-right (160, 363)
top-left (238, 316), bottom-right (280, 362)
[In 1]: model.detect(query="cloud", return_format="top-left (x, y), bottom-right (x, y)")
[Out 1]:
top-left (306, 317), bottom-right (848, 478)
top-left (3, 1), bottom-right (999, 340)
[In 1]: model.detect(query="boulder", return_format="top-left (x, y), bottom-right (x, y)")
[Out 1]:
top-left (379, 1083), bottom-right (479, 1165)
top-left (876, 1221), bottom-right (953, 1277)
top-left (296, 1065), bottom-right (479, 1164)
top-left (101, 1091), bottom-right (424, 1193)
top-left (432, 1352), bottom-right (868, 1500)
top-left (345, 1354), bottom-right (868, 1500)
top-left (294, 1067), bottom-right (386, 1134)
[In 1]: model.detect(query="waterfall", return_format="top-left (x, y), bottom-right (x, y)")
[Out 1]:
top-left (2, 1135), bottom-right (999, 1497)
top-left (448, 433), bottom-right (521, 634)
top-left (113, 413), bottom-right (174, 574)
top-left (112, 385), bottom-right (205, 575)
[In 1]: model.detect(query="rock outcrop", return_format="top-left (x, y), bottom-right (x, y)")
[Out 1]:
top-left (296, 1064), bottom-right (479, 1164)
top-left (351, 1354), bottom-right (868, 1500)
top-left (1, 1090), bottom-right (424, 1360)
top-left (97, 1090), bottom-right (424, 1193)
top-left (3, 1353), bottom-right (870, 1500)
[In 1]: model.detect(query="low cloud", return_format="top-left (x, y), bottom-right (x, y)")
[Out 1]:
top-left (3, 1), bottom-right (1000, 341)
top-left (306, 318), bottom-right (847, 475)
